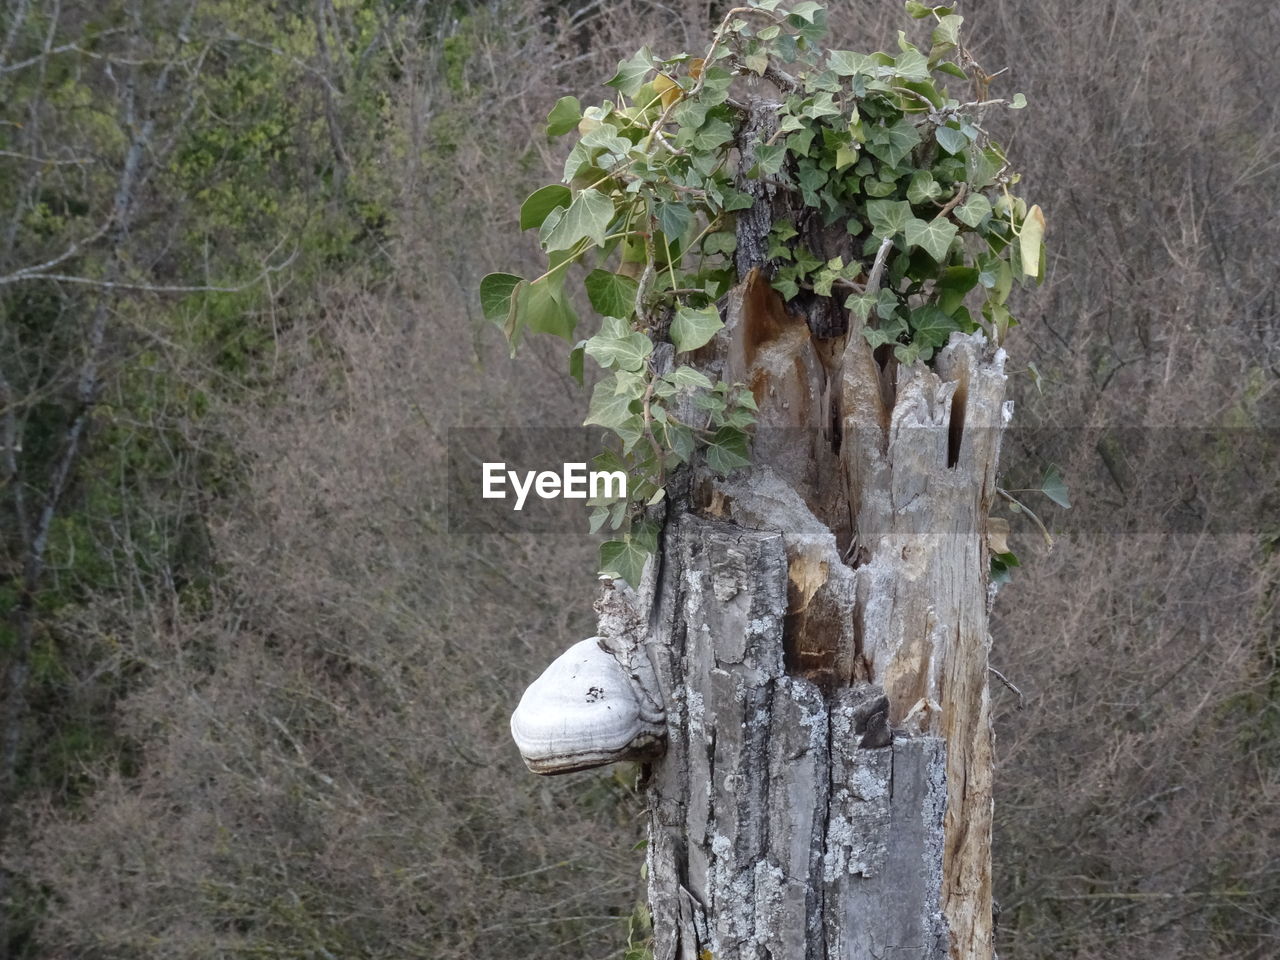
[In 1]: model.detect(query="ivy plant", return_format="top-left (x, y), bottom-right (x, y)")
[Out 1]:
top-left (481, 0), bottom-right (1045, 585)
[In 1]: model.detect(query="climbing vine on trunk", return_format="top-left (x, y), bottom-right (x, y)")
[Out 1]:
top-left (481, 0), bottom-right (1044, 585)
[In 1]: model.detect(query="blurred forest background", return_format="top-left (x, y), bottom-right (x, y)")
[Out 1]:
top-left (0, 0), bottom-right (1277, 957)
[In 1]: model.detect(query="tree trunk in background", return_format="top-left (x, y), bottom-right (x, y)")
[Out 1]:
top-left (617, 100), bottom-right (1010, 960)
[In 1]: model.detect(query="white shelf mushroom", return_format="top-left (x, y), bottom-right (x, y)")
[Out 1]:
top-left (510, 637), bottom-right (666, 775)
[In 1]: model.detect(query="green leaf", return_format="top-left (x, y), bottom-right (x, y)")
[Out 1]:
top-left (828, 49), bottom-right (869, 76)
top-left (656, 201), bottom-right (692, 240)
top-left (751, 142), bottom-right (787, 177)
top-left (664, 365), bottom-right (713, 391)
top-left (931, 14), bottom-right (963, 50)
top-left (702, 231), bottom-right (738, 256)
top-left (863, 177), bottom-right (899, 198)
top-left (569, 343), bottom-right (585, 385)
top-left (904, 1), bottom-right (933, 17)
top-left (789, 1), bottom-right (824, 22)
top-left (904, 216), bottom-right (958, 261)
top-left (606, 47), bottom-right (653, 98)
top-left (938, 265), bottom-right (980, 290)
top-left (519, 185), bottom-right (572, 230)
top-left (704, 426), bottom-right (751, 474)
top-left (909, 304), bottom-right (960, 348)
top-left (955, 193), bottom-right (992, 228)
top-left (892, 45), bottom-right (931, 82)
top-left (670, 304), bottom-right (724, 352)
top-left (845, 290), bottom-right (877, 322)
top-left (835, 144), bottom-right (859, 170)
top-left (546, 96), bottom-right (582, 137)
top-left (907, 170), bottom-right (941, 204)
top-left (1010, 92), bottom-right (1027, 109)
top-left (519, 278), bottom-right (578, 340)
top-left (862, 315), bottom-right (908, 348)
top-left (580, 123), bottom-right (631, 157)
top-left (599, 526), bottom-right (658, 587)
top-left (866, 117), bottom-right (922, 167)
top-left (935, 124), bottom-right (967, 155)
top-left (584, 373), bottom-right (638, 429)
top-left (585, 316), bottom-right (653, 372)
top-left (1040, 465), bottom-right (1071, 508)
top-left (867, 198), bottom-right (913, 239)
top-left (584, 269), bottom-right (639, 317)
top-left (543, 188), bottom-right (616, 252)
top-left (479, 273), bottom-right (523, 323)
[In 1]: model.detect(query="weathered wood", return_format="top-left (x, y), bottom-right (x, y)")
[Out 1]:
top-left (643, 513), bottom-right (950, 960)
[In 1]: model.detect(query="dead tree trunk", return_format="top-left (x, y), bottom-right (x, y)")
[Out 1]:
top-left (619, 101), bottom-right (1009, 960)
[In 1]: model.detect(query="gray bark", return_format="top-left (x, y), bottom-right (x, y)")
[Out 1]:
top-left (638, 514), bottom-right (949, 960)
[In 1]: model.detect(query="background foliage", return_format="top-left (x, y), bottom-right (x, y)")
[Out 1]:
top-left (0, 1), bottom-right (1276, 958)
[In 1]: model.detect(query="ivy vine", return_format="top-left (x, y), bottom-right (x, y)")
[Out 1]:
top-left (481, 0), bottom-right (1045, 585)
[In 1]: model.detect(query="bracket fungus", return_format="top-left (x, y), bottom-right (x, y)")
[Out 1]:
top-left (510, 637), bottom-right (666, 775)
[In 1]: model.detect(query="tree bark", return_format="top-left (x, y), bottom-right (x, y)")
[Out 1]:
top-left (606, 99), bottom-right (1010, 960)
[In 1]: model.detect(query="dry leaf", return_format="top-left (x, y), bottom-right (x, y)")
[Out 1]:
top-left (987, 516), bottom-right (1011, 555)
top-left (1019, 203), bottom-right (1046, 277)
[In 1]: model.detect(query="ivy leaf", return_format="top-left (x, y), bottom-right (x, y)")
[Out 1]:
top-left (664, 365), bottom-right (713, 391)
top-left (702, 231), bottom-right (738, 256)
top-left (1040, 465), bottom-right (1071, 508)
top-left (569, 342), bottom-right (585, 385)
top-left (937, 266), bottom-right (980, 308)
top-left (479, 273), bottom-right (523, 323)
top-left (904, 1), bottom-right (934, 17)
top-left (866, 117), bottom-right (922, 167)
top-left (1019, 204), bottom-right (1046, 277)
top-left (656, 201), bottom-right (692, 240)
top-left (546, 96), bottom-right (582, 137)
top-left (908, 304), bottom-right (960, 348)
top-left (845, 291), bottom-right (877, 322)
top-left (862, 316), bottom-right (907, 348)
top-left (519, 278), bottom-right (578, 340)
top-left (892, 44), bottom-right (931, 82)
top-left (584, 269), bottom-right (638, 317)
top-left (789, 1), bottom-right (824, 22)
top-left (935, 124), bottom-right (968, 156)
top-left (751, 142), bottom-right (787, 177)
top-left (704, 426), bottom-right (751, 474)
top-left (1010, 92), bottom-right (1028, 109)
top-left (584, 373), bottom-right (639, 429)
top-left (606, 47), bottom-right (653, 98)
top-left (585, 317), bottom-right (653, 372)
top-left (867, 198), bottom-right (913, 239)
top-left (543, 188), bottom-right (616, 252)
top-left (828, 49), bottom-right (869, 76)
top-left (955, 193), bottom-right (992, 228)
top-left (671, 304), bottom-right (724, 352)
top-left (904, 216), bottom-right (958, 261)
top-left (931, 14), bottom-right (963, 50)
top-left (581, 123), bottom-right (632, 158)
top-left (906, 170), bottom-right (941, 204)
top-left (599, 526), bottom-right (658, 587)
top-left (519, 185), bottom-right (572, 230)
